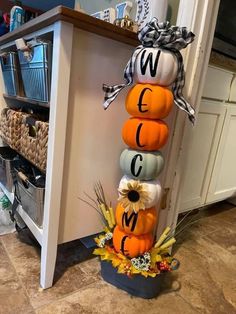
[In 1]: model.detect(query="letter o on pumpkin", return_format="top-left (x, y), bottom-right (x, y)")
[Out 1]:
top-left (126, 84), bottom-right (173, 120)
top-left (122, 117), bottom-right (169, 151)
top-left (113, 226), bottom-right (154, 258)
top-left (120, 149), bottom-right (165, 181)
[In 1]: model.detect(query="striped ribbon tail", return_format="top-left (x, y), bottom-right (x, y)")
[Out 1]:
top-left (103, 46), bottom-right (143, 110)
top-left (103, 83), bottom-right (126, 110)
top-left (171, 50), bottom-right (195, 124)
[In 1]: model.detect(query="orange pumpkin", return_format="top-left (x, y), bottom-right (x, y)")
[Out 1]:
top-left (122, 118), bottom-right (169, 151)
top-left (113, 226), bottom-right (154, 258)
top-left (115, 203), bottom-right (158, 236)
top-left (126, 84), bottom-right (173, 119)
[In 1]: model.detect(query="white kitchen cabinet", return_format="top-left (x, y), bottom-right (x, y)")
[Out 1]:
top-left (206, 104), bottom-right (236, 203)
top-left (180, 65), bottom-right (236, 213)
top-left (180, 100), bottom-right (226, 212)
top-left (229, 75), bottom-right (236, 102)
top-left (202, 66), bottom-right (233, 100)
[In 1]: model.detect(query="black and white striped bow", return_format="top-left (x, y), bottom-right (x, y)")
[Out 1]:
top-left (103, 18), bottom-right (195, 124)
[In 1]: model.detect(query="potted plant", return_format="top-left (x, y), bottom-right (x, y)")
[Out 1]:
top-left (80, 182), bottom-right (179, 299)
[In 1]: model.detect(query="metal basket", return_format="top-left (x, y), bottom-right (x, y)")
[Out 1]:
top-left (0, 52), bottom-right (23, 96)
top-left (18, 40), bottom-right (52, 103)
top-left (15, 168), bottom-right (45, 227)
top-left (0, 147), bottom-right (18, 193)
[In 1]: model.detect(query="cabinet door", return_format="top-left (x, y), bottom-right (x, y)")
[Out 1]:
top-left (180, 100), bottom-right (226, 212)
top-left (206, 104), bottom-right (236, 203)
top-left (202, 66), bottom-right (233, 101)
top-left (229, 75), bottom-right (236, 103)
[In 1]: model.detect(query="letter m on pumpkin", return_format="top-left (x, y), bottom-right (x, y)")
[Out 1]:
top-left (122, 212), bottom-right (138, 232)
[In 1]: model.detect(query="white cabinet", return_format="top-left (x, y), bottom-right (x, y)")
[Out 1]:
top-left (207, 105), bottom-right (236, 202)
top-left (202, 66), bottom-right (233, 100)
top-left (180, 65), bottom-right (236, 213)
top-left (229, 75), bottom-right (236, 102)
top-left (180, 100), bottom-right (226, 212)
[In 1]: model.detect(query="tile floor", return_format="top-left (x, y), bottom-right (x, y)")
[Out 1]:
top-left (0, 201), bottom-right (236, 314)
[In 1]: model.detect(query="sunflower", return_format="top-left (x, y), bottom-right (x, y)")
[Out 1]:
top-left (118, 180), bottom-right (150, 213)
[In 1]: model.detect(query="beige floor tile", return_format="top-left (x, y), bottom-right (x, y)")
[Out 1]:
top-left (1, 234), bottom-right (99, 309)
top-left (175, 236), bottom-right (236, 312)
top-left (199, 202), bottom-right (236, 226)
top-left (175, 203), bottom-right (235, 247)
top-left (36, 280), bottom-right (197, 314)
top-left (172, 205), bottom-right (236, 312)
top-left (78, 256), bottom-right (101, 277)
top-left (206, 224), bottom-right (236, 254)
top-left (35, 299), bottom-right (88, 314)
top-left (1, 203), bottom-right (236, 314)
top-left (0, 240), bottom-right (35, 314)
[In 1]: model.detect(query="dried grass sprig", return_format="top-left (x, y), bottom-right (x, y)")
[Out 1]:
top-left (78, 182), bottom-right (115, 230)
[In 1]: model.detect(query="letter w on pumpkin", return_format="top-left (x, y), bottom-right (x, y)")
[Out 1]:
top-left (122, 212), bottom-right (138, 232)
top-left (140, 49), bottom-right (161, 77)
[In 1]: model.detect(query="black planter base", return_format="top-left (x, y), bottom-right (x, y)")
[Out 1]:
top-left (100, 260), bottom-right (163, 299)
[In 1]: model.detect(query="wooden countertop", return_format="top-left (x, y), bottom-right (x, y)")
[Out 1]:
top-left (210, 51), bottom-right (236, 73)
top-left (0, 6), bottom-right (139, 47)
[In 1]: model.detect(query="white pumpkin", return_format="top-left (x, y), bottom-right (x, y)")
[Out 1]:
top-left (134, 48), bottom-right (178, 86)
top-left (118, 175), bottom-right (162, 209)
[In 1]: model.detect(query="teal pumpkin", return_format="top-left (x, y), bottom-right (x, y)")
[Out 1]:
top-left (120, 149), bottom-right (165, 181)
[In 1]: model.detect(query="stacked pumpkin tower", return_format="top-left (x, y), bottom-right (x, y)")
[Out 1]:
top-left (112, 47), bottom-right (176, 258)
top-left (94, 18), bottom-right (195, 298)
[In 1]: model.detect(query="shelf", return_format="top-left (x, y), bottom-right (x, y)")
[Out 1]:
top-left (0, 182), bottom-right (43, 245)
top-left (17, 205), bottom-right (43, 245)
top-left (3, 94), bottom-right (50, 109)
top-left (0, 182), bottom-right (14, 203)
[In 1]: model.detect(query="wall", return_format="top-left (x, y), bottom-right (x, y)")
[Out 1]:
top-left (0, 0), bottom-right (43, 13)
top-left (0, 0), bottom-right (75, 12)
top-left (167, 0), bottom-right (179, 24)
top-left (20, 0), bottom-right (74, 11)
top-left (78, 0), bottom-right (180, 24)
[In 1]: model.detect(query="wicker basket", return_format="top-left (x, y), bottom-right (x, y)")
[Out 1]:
top-left (19, 116), bottom-right (37, 166)
top-left (0, 109), bottom-right (28, 151)
top-left (35, 121), bottom-right (49, 171)
top-left (0, 109), bottom-right (48, 172)
top-left (19, 116), bottom-right (49, 172)
top-left (0, 108), bottom-right (9, 144)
